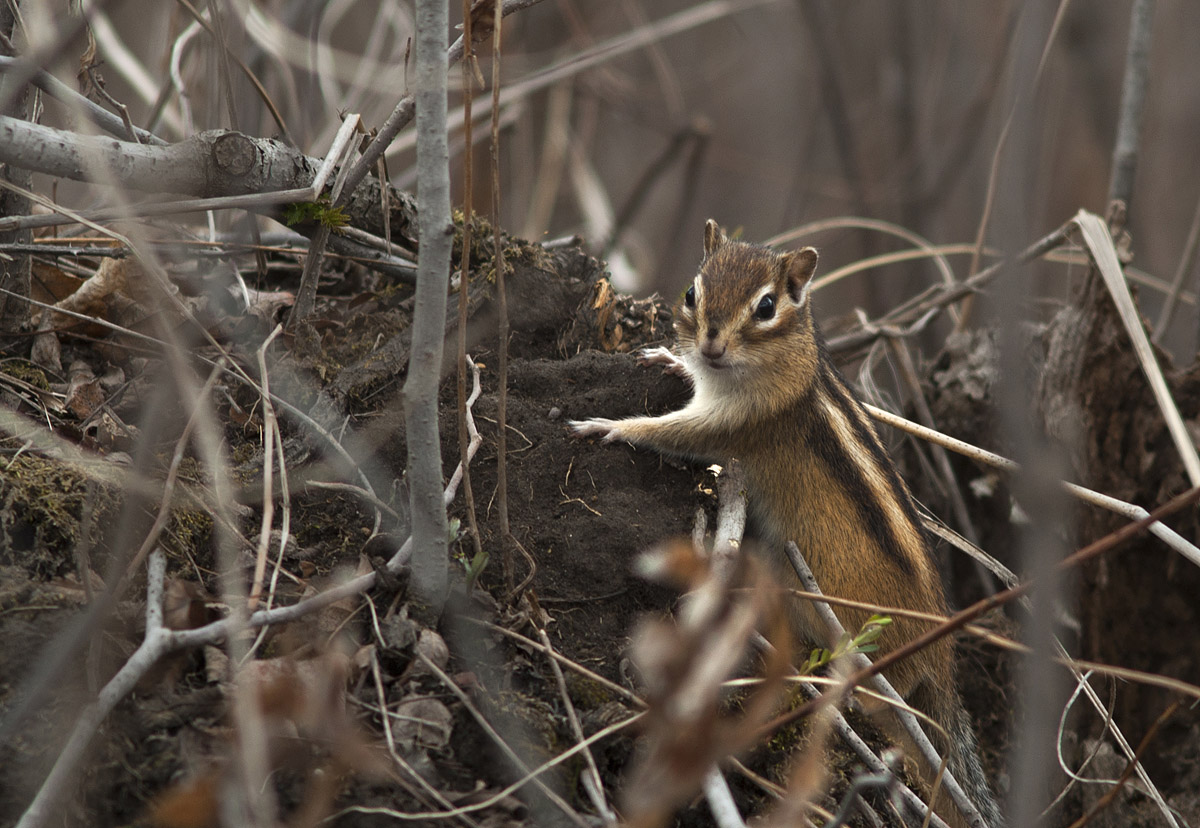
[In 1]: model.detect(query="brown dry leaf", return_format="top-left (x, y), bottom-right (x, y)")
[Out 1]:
top-left (621, 541), bottom-right (792, 827)
top-left (591, 279), bottom-right (620, 351)
top-left (65, 362), bottom-right (105, 420)
top-left (239, 651), bottom-right (351, 739)
top-left (31, 259), bottom-right (86, 305)
top-left (163, 578), bottom-right (215, 631)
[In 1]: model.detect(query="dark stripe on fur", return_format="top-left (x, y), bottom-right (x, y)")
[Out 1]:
top-left (797, 349), bottom-right (925, 577)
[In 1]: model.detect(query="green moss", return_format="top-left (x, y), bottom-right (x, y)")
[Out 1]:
top-left (563, 673), bottom-right (615, 711)
top-left (161, 508), bottom-right (213, 558)
top-left (0, 455), bottom-right (121, 573)
top-left (283, 199), bottom-right (349, 229)
top-left (1, 360), bottom-right (51, 390)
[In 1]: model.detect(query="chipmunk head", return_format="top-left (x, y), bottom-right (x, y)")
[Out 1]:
top-left (675, 219), bottom-right (819, 382)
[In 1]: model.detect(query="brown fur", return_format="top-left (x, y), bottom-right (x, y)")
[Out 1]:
top-left (571, 221), bottom-right (1002, 827)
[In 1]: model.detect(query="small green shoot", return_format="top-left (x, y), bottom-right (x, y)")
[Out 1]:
top-left (798, 614), bottom-right (893, 676)
top-left (283, 199), bottom-right (349, 229)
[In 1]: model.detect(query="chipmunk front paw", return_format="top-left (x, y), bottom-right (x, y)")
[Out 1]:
top-left (637, 346), bottom-right (692, 381)
top-left (568, 417), bottom-right (625, 443)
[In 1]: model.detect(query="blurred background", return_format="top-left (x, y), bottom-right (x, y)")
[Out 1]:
top-left (35, 0), bottom-right (1200, 355)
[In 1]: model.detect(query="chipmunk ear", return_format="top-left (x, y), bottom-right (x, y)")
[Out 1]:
top-left (703, 219), bottom-right (728, 257)
top-left (781, 246), bottom-right (818, 305)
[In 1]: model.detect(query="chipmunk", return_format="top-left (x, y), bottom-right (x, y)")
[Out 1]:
top-left (570, 221), bottom-right (1002, 828)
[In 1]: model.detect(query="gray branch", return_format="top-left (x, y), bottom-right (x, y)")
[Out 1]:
top-left (0, 115), bottom-right (417, 245)
top-left (403, 0), bottom-right (453, 612)
top-left (1107, 0), bottom-right (1155, 212)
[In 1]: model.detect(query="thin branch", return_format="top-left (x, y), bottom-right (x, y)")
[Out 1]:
top-left (1106, 0), bottom-right (1155, 213)
top-left (956, 0), bottom-right (1070, 331)
top-left (491, 0), bottom-right (514, 595)
top-left (416, 651), bottom-right (591, 828)
top-left (336, 0), bottom-right (547, 205)
top-left (16, 549), bottom-right (172, 828)
top-left (457, 0), bottom-right (486, 585)
top-left (538, 628), bottom-right (617, 822)
top-left (405, 0), bottom-right (454, 612)
top-left (782, 543), bottom-right (985, 828)
top-left (1152, 189), bottom-right (1200, 342)
top-left (13, 365), bottom-right (487, 827)
top-left (863, 402), bottom-right (1200, 569)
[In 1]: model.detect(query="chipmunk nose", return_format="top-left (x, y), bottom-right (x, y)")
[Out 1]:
top-left (700, 331), bottom-right (725, 360)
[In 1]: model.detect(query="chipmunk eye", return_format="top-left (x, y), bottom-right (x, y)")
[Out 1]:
top-left (684, 285), bottom-right (696, 308)
top-left (754, 293), bottom-right (776, 320)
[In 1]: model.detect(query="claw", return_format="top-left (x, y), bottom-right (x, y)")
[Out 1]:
top-left (568, 418), bottom-right (622, 443)
top-left (637, 346), bottom-right (692, 382)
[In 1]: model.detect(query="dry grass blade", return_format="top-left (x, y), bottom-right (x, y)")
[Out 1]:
top-left (769, 217), bottom-right (961, 313)
top-left (864, 402), bottom-right (1200, 569)
top-left (1073, 209), bottom-right (1200, 486)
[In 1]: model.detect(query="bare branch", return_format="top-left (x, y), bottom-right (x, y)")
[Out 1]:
top-left (403, 0), bottom-right (454, 613)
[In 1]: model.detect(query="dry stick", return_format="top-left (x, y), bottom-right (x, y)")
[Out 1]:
top-left (908, 457), bottom-right (1185, 828)
top-left (537, 628), bottom-right (617, 822)
top-left (457, 0), bottom-right (485, 582)
top-left (173, 0), bottom-right (293, 144)
top-left (794, 679), bottom-right (934, 827)
top-left (707, 469), bottom-right (902, 827)
top-left (246, 325), bottom-right (294, 660)
top-left (703, 767), bottom-right (748, 828)
top-left (795, 1), bottom-right (870, 238)
top-left (416, 651), bottom-right (591, 828)
top-left (956, 0), bottom-right (1072, 332)
top-left (0, 355), bottom-right (219, 771)
top-left (1075, 210), bottom-right (1200, 487)
top-left (290, 114), bottom-right (364, 324)
top-left (466, 617), bottom-right (644, 707)
top-left (885, 336), bottom-right (994, 596)
top-left (0, 306), bottom-right (366, 531)
top-left (826, 222), bottom-right (1073, 357)
top-left (336, 0), bottom-right (546, 206)
top-left (0, 55), bottom-right (164, 144)
top-left (0, 180), bottom-right (381, 508)
top-left (1064, 701), bottom-right (1180, 828)
top-left (760, 484), bottom-right (1200, 739)
top-left (366, 642), bottom-right (477, 828)
top-left (771, 217), bottom-right (959, 304)
top-left (1043, 670), bottom-right (1117, 817)
top-left (711, 461), bottom-right (748, 578)
top-left (1153, 190), bottom-right (1200, 342)
top-left (1106, 0), bottom-right (1154, 214)
top-left (406, 0), bottom-right (454, 612)
top-left (15, 360), bottom-right (486, 828)
top-left (15, 549), bottom-right (171, 828)
top-left (863, 401), bottom-right (1200, 569)
top-left (490, 0), bottom-right (515, 595)
top-left (782, 544), bottom-right (982, 828)
top-left (600, 123), bottom-right (698, 259)
top-left (336, 710), bottom-right (642, 823)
